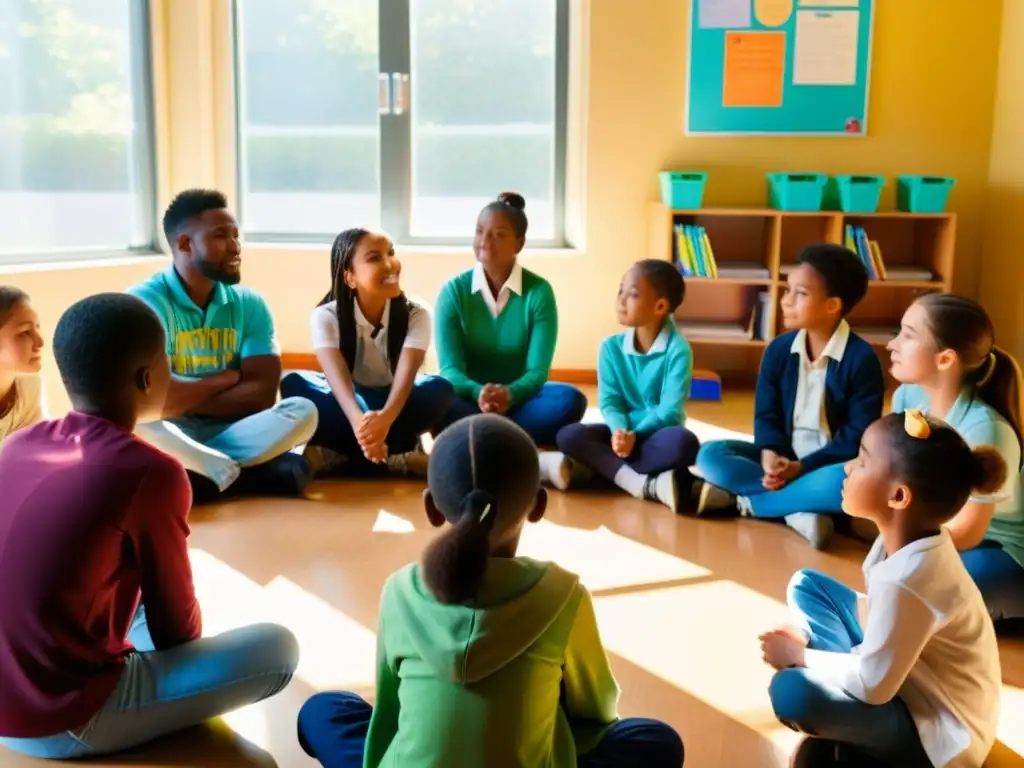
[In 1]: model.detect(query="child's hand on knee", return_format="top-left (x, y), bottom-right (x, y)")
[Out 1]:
top-left (759, 628), bottom-right (807, 670)
top-left (611, 430), bottom-right (635, 458)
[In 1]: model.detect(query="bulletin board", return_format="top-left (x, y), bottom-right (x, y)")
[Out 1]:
top-left (685, 0), bottom-right (875, 136)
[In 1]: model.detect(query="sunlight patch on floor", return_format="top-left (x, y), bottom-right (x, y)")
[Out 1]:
top-left (592, 580), bottom-right (800, 751)
top-left (189, 550), bottom-right (377, 691)
top-left (997, 684), bottom-right (1024, 756)
top-left (686, 417), bottom-right (752, 444)
top-left (372, 509), bottom-right (417, 533)
top-left (220, 706), bottom-right (270, 752)
top-left (518, 520), bottom-right (711, 591)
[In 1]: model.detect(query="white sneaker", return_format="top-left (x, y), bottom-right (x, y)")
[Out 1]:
top-left (644, 470), bottom-right (678, 512)
top-left (303, 445), bottom-right (345, 477)
top-left (538, 451), bottom-right (572, 491)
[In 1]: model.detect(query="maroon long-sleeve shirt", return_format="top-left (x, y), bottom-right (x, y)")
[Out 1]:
top-left (0, 412), bottom-right (202, 738)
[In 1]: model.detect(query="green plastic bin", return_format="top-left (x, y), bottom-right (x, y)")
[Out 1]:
top-left (659, 171), bottom-right (707, 209)
top-left (767, 173), bottom-right (827, 212)
top-left (897, 176), bottom-right (956, 213)
top-left (824, 175), bottom-right (885, 213)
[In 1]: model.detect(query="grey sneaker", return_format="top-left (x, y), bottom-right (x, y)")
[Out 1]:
top-left (785, 513), bottom-right (834, 550)
top-left (694, 480), bottom-right (737, 515)
top-left (303, 444), bottom-right (346, 477)
top-left (388, 450), bottom-right (429, 478)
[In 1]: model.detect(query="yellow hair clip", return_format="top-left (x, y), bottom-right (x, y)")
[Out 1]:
top-left (904, 409), bottom-right (931, 439)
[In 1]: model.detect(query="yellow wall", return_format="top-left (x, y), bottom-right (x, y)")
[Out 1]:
top-left (1, 0), bottom-right (1006, 415)
top-left (980, 0), bottom-right (1024, 363)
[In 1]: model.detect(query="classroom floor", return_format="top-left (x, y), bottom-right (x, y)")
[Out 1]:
top-left (2, 390), bottom-right (1022, 768)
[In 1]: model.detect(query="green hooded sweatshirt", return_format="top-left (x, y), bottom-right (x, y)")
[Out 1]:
top-left (363, 557), bottom-right (621, 768)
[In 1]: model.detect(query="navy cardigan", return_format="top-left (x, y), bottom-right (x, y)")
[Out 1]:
top-left (754, 329), bottom-right (885, 472)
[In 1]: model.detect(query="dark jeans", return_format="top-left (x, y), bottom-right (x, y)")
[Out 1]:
top-left (297, 692), bottom-right (684, 768)
top-left (557, 423), bottom-right (700, 484)
top-left (281, 372), bottom-right (454, 462)
top-left (961, 540), bottom-right (1024, 623)
top-left (438, 381), bottom-right (588, 445)
top-left (768, 570), bottom-right (932, 767)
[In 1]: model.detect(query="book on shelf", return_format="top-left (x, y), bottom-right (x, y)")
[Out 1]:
top-left (673, 223), bottom-right (719, 278)
top-left (716, 261), bottom-right (771, 280)
top-left (844, 225), bottom-right (935, 283)
top-left (745, 291), bottom-right (771, 341)
top-left (677, 321), bottom-right (751, 341)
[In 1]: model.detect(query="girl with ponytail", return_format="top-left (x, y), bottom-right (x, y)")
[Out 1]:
top-left (297, 415), bottom-right (684, 768)
top-left (280, 229), bottom-right (453, 477)
top-left (763, 411), bottom-right (1003, 767)
top-left (886, 293), bottom-right (1024, 622)
top-left (0, 286), bottom-right (45, 442)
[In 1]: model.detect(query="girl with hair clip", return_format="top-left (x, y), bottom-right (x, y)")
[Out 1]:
top-left (762, 411), bottom-right (1003, 768)
top-left (296, 414), bottom-right (684, 768)
top-left (281, 229), bottom-right (454, 477)
top-left (885, 293), bottom-right (1024, 623)
top-left (0, 286), bottom-right (45, 443)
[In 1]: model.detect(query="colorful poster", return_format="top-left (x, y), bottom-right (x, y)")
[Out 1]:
top-left (699, 0), bottom-right (752, 29)
top-left (793, 10), bottom-right (860, 85)
top-left (754, 0), bottom-right (793, 27)
top-left (722, 31), bottom-right (786, 107)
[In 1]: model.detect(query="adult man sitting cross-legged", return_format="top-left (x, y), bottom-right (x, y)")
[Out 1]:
top-left (130, 189), bottom-right (318, 502)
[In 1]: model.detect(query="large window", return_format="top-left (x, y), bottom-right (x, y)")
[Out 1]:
top-left (234, 0), bottom-right (568, 245)
top-left (0, 0), bottom-right (156, 258)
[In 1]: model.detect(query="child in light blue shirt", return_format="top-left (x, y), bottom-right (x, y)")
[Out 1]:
top-left (552, 260), bottom-right (699, 513)
top-left (887, 293), bottom-right (1024, 623)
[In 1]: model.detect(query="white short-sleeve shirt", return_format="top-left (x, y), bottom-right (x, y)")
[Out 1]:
top-left (310, 297), bottom-right (431, 388)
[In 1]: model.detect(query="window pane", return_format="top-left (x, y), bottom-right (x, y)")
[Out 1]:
top-left (235, 0), bottom-right (380, 235)
top-left (409, 0), bottom-right (558, 240)
top-left (0, 0), bottom-right (149, 255)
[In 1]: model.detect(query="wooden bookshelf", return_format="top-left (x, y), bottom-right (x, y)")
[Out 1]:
top-left (648, 203), bottom-right (957, 386)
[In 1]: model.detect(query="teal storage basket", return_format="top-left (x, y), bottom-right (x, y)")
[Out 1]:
top-left (824, 175), bottom-right (885, 213)
top-left (897, 176), bottom-right (956, 213)
top-left (659, 171), bottom-right (707, 209)
top-left (767, 173), bottom-right (827, 212)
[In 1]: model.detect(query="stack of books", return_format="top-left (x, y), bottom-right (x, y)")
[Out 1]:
top-left (673, 224), bottom-right (771, 280)
top-left (845, 225), bottom-right (934, 282)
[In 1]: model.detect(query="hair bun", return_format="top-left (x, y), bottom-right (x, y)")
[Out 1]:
top-left (970, 445), bottom-right (1008, 497)
top-left (496, 192), bottom-right (526, 211)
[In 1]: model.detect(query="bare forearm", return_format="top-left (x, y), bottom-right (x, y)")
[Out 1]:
top-left (381, 350), bottom-right (423, 421)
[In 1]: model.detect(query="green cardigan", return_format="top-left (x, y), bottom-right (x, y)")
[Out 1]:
top-left (434, 267), bottom-right (558, 405)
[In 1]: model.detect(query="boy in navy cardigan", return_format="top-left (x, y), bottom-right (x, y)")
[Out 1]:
top-left (694, 244), bottom-right (884, 550)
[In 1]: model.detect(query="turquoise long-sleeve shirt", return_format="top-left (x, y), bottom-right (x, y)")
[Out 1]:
top-left (597, 319), bottom-right (693, 435)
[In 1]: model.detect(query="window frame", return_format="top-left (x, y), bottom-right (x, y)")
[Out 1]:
top-left (231, 0), bottom-right (570, 249)
top-left (0, 0), bottom-right (159, 265)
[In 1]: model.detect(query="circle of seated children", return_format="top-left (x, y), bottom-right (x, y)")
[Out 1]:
top-left (0, 188), bottom-right (1021, 765)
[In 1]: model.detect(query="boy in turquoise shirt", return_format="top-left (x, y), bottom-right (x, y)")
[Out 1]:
top-left (554, 260), bottom-right (698, 513)
top-left (129, 189), bottom-right (318, 501)
top-left (296, 415), bottom-right (684, 768)
top-left (433, 193), bottom-right (587, 448)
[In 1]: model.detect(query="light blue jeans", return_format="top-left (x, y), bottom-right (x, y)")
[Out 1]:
top-left (695, 440), bottom-right (846, 518)
top-left (768, 570), bottom-right (932, 766)
top-left (136, 397), bottom-right (318, 491)
top-left (0, 606), bottom-right (300, 759)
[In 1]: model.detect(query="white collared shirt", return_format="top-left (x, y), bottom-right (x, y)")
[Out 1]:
top-left (804, 531), bottom-right (1000, 768)
top-left (621, 325), bottom-right (671, 357)
top-left (310, 297), bottom-right (432, 387)
top-left (471, 262), bottom-right (523, 318)
top-left (790, 319), bottom-right (851, 459)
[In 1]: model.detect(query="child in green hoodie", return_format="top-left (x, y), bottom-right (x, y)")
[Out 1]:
top-left (296, 414), bottom-right (684, 768)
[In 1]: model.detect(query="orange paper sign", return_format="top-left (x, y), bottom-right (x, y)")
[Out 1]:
top-left (722, 31), bottom-right (786, 108)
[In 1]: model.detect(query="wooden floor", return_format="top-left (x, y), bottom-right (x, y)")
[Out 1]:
top-left (2, 392), bottom-right (1023, 767)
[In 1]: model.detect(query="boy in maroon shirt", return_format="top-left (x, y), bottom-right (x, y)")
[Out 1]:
top-left (0, 293), bottom-right (299, 759)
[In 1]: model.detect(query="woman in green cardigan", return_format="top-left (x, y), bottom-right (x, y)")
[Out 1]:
top-left (434, 193), bottom-right (587, 445)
